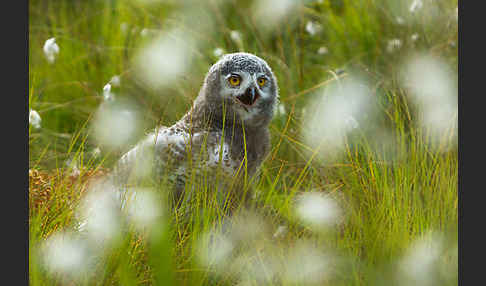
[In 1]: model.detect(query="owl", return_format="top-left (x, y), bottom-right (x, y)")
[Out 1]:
top-left (110, 52), bottom-right (279, 209)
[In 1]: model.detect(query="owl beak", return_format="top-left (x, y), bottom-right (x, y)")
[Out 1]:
top-left (236, 86), bottom-right (260, 107)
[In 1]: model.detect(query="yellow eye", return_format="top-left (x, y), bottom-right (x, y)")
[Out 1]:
top-left (228, 75), bottom-right (241, 86)
top-left (258, 77), bottom-right (266, 87)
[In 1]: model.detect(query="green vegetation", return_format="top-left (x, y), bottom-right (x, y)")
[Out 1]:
top-left (29, 0), bottom-right (458, 285)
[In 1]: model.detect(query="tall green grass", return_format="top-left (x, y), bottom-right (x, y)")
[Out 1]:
top-left (29, 0), bottom-right (458, 285)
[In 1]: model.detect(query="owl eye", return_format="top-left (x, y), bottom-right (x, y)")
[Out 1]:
top-left (257, 77), bottom-right (267, 87)
top-left (228, 75), bottom-right (241, 86)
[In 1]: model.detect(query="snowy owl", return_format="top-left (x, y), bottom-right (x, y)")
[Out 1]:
top-left (110, 52), bottom-right (279, 208)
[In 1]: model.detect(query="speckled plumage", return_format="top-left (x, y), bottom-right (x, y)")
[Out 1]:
top-left (111, 53), bottom-right (279, 206)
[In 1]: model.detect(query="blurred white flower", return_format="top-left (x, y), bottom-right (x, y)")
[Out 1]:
top-left (41, 232), bottom-right (90, 278)
top-left (92, 102), bottom-right (141, 149)
top-left (276, 102), bottom-right (286, 117)
top-left (29, 109), bottom-right (42, 129)
top-left (125, 189), bottom-right (163, 231)
top-left (252, 0), bottom-right (298, 31)
top-left (344, 115), bottom-right (359, 130)
top-left (409, 0), bottom-right (423, 13)
top-left (411, 33), bottom-right (419, 42)
top-left (102, 83), bottom-right (115, 102)
top-left (92, 147), bottom-right (101, 158)
top-left (197, 230), bottom-right (234, 268)
top-left (401, 54), bottom-right (457, 149)
top-left (109, 75), bottom-right (121, 87)
top-left (283, 240), bottom-right (332, 284)
top-left (228, 212), bottom-right (268, 243)
top-left (295, 192), bottom-right (342, 230)
top-left (140, 28), bottom-right (149, 37)
top-left (305, 21), bottom-right (322, 36)
top-left (387, 38), bottom-right (402, 53)
top-left (398, 232), bottom-right (444, 286)
top-left (303, 77), bottom-right (374, 159)
top-left (78, 184), bottom-right (122, 243)
top-left (43, 37), bottom-right (59, 64)
top-left (134, 29), bottom-right (195, 89)
top-left (213, 47), bottom-right (225, 58)
top-left (317, 46), bottom-right (328, 55)
top-left (396, 17), bottom-right (405, 25)
top-left (230, 30), bottom-right (242, 43)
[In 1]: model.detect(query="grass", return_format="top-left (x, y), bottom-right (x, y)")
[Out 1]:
top-left (29, 0), bottom-right (458, 285)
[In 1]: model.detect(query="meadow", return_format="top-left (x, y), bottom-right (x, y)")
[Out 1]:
top-left (29, 0), bottom-right (458, 285)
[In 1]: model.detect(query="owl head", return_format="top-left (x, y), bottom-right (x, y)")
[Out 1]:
top-left (198, 52), bottom-right (279, 128)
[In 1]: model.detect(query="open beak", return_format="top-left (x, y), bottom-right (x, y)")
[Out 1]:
top-left (236, 86), bottom-right (259, 107)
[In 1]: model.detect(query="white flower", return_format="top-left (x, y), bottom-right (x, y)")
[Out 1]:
top-left (213, 47), bottom-right (225, 58)
top-left (197, 231), bottom-right (234, 268)
top-left (295, 192), bottom-right (342, 230)
top-left (41, 232), bottom-right (90, 278)
top-left (109, 75), bottom-right (121, 87)
top-left (305, 21), bottom-right (322, 36)
top-left (344, 115), bottom-right (359, 130)
top-left (230, 30), bottom-right (242, 43)
top-left (411, 33), bottom-right (420, 42)
top-left (125, 189), bottom-right (163, 231)
top-left (398, 232), bottom-right (444, 286)
top-left (387, 38), bottom-right (402, 53)
top-left (277, 103), bottom-right (286, 116)
top-left (396, 17), bottom-right (405, 25)
top-left (43, 38), bottom-right (60, 64)
top-left (92, 147), bottom-right (101, 158)
top-left (409, 0), bottom-right (423, 13)
top-left (317, 46), bottom-right (329, 55)
top-left (29, 109), bottom-right (42, 129)
top-left (102, 83), bottom-right (114, 101)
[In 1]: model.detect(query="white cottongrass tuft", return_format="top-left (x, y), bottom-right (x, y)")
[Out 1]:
top-left (397, 232), bottom-right (444, 286)
top-left (276, 102), bottom-right (286, 117)
top-left (213, 47), bottom-right (225, 58)
top-left (252, 0), bottom-right (299, 31)
top-left (77, 182), bottom-right (122, 244)
top-left (283, 240), bottom-right (332, 284)
top-left (134, 29), bottom-right (195, 90)
top-left (305, 21), bottom-right (322, 36)
top-left (92, 147), bottom-right (101, 158)
top-left (92, 102), bottom-right (141, 150)
top-left (43, 37), bottom-right (60, 64)
top-left (302, 76), bottom-right (374, 159)
top-left (409, 0), bottom-right (423, 13)
top-left (400, 54), bottom-right (457, 149)
top-left (230, 30), bottom-right (243, 44)
top-left (109, 75), bottom-right (121, 87)
top-left (387, 38), bottom-right (402, 53)
top-left (125, 188), bottom-right (163, 232)
top-left (317, 46), bottom-right (329, 55)
top-left (29, 109), bottom-right (42, 129)
top-left (295, 192), bottom-right (342, 230)
top-left (197, 230), bottom-right (234, 269)
top-left (102, 83), bottom-right (115, 102)
top-left (40, 232), bottom-right (90, 279)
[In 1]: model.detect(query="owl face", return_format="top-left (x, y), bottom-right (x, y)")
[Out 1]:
top-left (209, 53), bottom-right (278, 125)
